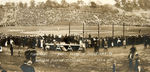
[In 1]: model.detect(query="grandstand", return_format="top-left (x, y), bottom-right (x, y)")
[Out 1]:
top-left (0, 6), bottom-right (149, 26)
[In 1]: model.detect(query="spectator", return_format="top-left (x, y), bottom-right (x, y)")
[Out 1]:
top-left (25, 48), bottom-right (31, 60)
top-left (30, 49), bottom-right (37, 63)
top-left (20, 60), bottom-right (35, 72)
top-left (134, 54), bottom-right (140, 72)
top-left (130, 45), bottom-right (137, 59)
top-left (10, 44), bottom-right (13, 56)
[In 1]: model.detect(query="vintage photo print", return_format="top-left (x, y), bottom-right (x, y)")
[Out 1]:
top-left (0, 0), bottom-right (150, 72)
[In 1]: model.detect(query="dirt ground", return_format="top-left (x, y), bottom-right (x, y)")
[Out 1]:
top-left (0, 25), bottom-right (150, 72)
top-left (0, 44), bottom-right (150, 72)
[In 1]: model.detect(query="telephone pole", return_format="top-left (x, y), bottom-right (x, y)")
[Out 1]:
top-left (112, 22), bottom-right (114, 37)
top-left (69, 22), bottom-right (70, 36)
top-left (94, 15), bottom-right (101, 38)
top-left (83, 21), bottom-right (85, 39)
top-left (123, 23), bottom-right (125, 38)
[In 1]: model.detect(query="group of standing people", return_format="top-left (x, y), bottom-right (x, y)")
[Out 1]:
top-left (0, 33), bottom-right (149, 72)
top-left (0, 34), bottom-right (150, 49)
top-left (128, 45), bottom-right (142, 72)
top-left (0, 34), bottom-right (149, 53)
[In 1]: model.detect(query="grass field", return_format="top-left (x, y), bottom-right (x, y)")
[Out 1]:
top-left (0, 25), bottom-right (150, 37)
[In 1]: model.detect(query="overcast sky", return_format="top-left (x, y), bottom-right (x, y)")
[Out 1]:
top-left (0, 0), bottom-right (116, 5)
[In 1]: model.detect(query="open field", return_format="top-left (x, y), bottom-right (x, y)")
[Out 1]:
top-left (0, 25), bottom-right (150, 72)
top-left (0, 44), bottom-right (150, 72)
top-left (0, 25), bottom-right (150, 37)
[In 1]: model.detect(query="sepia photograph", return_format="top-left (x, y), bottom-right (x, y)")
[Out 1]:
top-left (0, 0), bottom-right (150, 72)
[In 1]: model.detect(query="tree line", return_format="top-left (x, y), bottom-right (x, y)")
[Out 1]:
top-left (0, 0), bottom-right (150, 12)
top-left (0, 0), bottom-right (100, 9)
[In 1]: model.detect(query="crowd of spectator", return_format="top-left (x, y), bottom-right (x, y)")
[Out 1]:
top-left (0, 7), bottom-right (149, 26)
top-left (0, 34), bottom-right (150, 49)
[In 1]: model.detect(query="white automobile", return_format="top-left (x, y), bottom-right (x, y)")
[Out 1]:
top-left (0, 46), bottom-right (2, 52)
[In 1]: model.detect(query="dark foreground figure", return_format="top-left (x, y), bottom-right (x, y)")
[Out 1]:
top-left (20, 60), bottom-right (35, 72)
top-left (25, 49), bottom-right (37, 63)
top-left (0, 62), bottom-right (7, 72)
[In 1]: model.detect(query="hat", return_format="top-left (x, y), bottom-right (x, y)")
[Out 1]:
top-left (53, 39), bottom-right (56, 42)
top-left (23, 60), bottom-right (28, 64)
top-left (27, 60), bottom-right (32, 65)
top-left (135, 52), bottom-right (138, 55)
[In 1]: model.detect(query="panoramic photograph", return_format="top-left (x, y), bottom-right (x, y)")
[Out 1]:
top-left (0, 0), bottom-right (150, 72)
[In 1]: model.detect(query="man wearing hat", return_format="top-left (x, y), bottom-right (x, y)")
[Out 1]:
top-left (25, 48), bottom-right (31, 60)
top-left (20, 60), bottom-right (35, 72)
top-left (130, 45), bottom-right (137, 59)
top-left (10, 43), bottom-right (13, 56)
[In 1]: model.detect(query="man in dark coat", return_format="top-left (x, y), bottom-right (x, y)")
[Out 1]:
top-left (113, 61), bottom-right (116, 72)
top-left (143, 36), bottom-right (148, 49)
top-left (94, 38), bottom-right (99, 53)
top-left (128, 53), bottom-right (133, 71)
top-left (25, 49), bottom-right (31, 60)
top-left (10, 44), bottom-right (13, 56)
top-left (134, 54), bottom-right (140, 72)
top-left (30, 49), bottom-right (37, 63)
top-left (130, 45), bottom-right (137, 59)
top-left (20, 60), bottom-right (35, 72)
